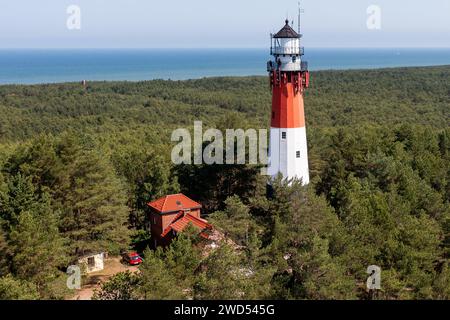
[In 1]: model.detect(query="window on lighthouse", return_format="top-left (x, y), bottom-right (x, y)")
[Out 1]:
top-left (282, 132), bottom-right (286, 139)
top-left (296, 151), bottom-right (301, 158)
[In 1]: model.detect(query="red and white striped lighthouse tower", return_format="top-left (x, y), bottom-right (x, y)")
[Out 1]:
top-left (267, 19), bottom-right (310, 184)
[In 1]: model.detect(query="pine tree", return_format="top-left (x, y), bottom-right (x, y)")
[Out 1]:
top-left (432, 263), bottom-right (450, 299)
top-left (139, 248), bottom-right (185, 299)
top-left (0, 224), bottom-right (9, 276)
top-left (111, 146), bottom-right (180, 229)
top-left (0, 275), bottom-right (39, 300)
top-left (194, 244), bottom-right (248, 299)
top-left (8, 197), bottom-right (67, 294)
top-left (0, 173), bottom-right (38, 228)
top-left (3, 134), bottom-right (59, 194)
top-left (290, 236), bottom-right (356, 300)
top-left (57, 147), bottom-right (130, 256)
top-left (165, 231), bottom-right (201, 279)
top-left (209, 195), bottom-right (256, 246)
top-left (3, 134), bottom-right (131, 257)
top-left (93, 271), bottom-right (139, 300)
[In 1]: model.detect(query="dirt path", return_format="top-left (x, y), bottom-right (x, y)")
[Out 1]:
top-left (69, 257), bottom-right (139, 300)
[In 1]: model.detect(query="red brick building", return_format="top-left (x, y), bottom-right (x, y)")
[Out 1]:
top-left (147, 194), bottom-right (212, 247)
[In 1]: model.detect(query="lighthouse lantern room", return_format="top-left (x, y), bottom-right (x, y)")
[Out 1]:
top-left (267, 19), bottom-right (310, 185)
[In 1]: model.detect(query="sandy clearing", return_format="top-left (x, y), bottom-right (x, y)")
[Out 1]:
top-left (68, 256), bottom-right (139, 300)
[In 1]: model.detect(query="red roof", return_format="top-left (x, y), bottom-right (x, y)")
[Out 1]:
top-left (147, 194), bottom-right (202, 214)
top-left (161, 213), bottom-right (213, 238)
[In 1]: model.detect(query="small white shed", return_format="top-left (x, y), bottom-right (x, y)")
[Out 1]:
top-left (77, 252), bottom-right (105, 274)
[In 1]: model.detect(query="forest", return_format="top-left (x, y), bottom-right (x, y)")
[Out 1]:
top-left (0, 65), bottom-right (449, 299)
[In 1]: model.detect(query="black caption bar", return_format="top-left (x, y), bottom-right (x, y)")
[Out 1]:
top-left (0, 300), bottom-right (444, 319)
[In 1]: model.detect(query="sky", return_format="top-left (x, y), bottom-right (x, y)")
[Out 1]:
top-left (0, 0), bottom-right (449, 48)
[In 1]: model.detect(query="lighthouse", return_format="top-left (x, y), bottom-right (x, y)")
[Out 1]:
top-left (267, 19), bottom-right (310, 185)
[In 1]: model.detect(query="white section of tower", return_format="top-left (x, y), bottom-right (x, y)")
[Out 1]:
top-left (268, 127), bottom-right (310, 185)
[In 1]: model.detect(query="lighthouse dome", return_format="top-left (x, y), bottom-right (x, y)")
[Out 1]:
top-left (270, 20), bottom-right (303, 70)
top-left (273, 19), bottom-right (300, 39)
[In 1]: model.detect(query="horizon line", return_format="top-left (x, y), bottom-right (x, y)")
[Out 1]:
top-left (1, 46), bottom-right (450, 50)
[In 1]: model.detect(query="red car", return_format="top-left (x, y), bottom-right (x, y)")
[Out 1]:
top-left (122, 252), bottom-right (143, 265)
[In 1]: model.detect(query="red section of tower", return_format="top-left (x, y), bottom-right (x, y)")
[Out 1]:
top-left (269, 70), bottom-right (309, 128)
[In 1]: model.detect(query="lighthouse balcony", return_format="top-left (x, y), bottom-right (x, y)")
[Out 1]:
top-left (273, 55), bottom-right (302, 72)
top-left (271, 46), bottom-right (304, 56)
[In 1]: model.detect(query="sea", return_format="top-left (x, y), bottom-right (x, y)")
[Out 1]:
top-left (0, 48), bottom-right (450, 85)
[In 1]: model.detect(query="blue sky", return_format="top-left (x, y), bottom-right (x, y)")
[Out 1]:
top-left (0, 0), bottom-right (449, 48)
